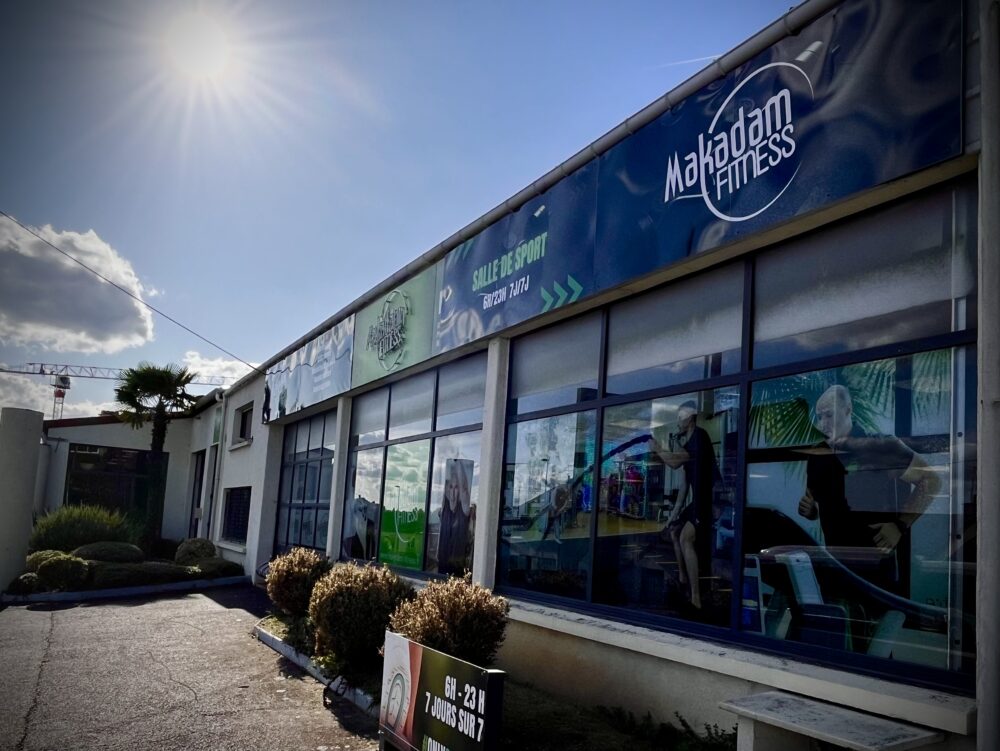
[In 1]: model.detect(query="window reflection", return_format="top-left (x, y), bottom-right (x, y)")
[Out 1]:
top-left (342, 448), bottom-right (384, 560)
top-left (743, 349), bottom-right (975, 671)
top-left (379, 441), bottom-right (431, 569)
top-left (499, 412), bottom-right (596, 599)
top-left (595, 390), bottom-right (738, 625)
top-left (427, 432), bottom-right (481, 575)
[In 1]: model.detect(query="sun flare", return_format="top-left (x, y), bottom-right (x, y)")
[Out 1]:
top-left (164, 11), bottom-right (232, 81)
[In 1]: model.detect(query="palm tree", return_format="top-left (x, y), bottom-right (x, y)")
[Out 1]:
top-left (114, 362), bottom-right (197, 543)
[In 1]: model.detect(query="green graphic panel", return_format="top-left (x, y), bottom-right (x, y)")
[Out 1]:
top-left (353, 265), bottom-right (437, 388)
top-left (378, 441), bottom-right (430, 570)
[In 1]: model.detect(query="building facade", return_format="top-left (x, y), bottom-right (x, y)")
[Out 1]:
top-left (30, 0), bottom-right (998, 746)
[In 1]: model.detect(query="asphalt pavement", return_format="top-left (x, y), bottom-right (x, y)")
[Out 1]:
top-left (0, 585), bottom-right (378, 751)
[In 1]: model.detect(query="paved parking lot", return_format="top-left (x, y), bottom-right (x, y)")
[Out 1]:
top-left (0, 586), bottom-right (378, 751)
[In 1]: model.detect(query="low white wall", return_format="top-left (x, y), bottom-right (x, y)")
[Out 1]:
top-left (495, 602), bottom-right (976, 750)
top-left (0, 408), bottom-right (44, 586)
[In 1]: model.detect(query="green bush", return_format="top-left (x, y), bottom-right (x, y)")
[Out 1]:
top-left (309, 562), bottom-right (414, 688)
top-left (88, 561), bottom-right (199, 589)
top-left (390, 574), bottom-right (510, 667)
top-left (175, 538), bottom-right (216, 565)
top-left (36, 554), bottom-right (89, 591)
top-left (191, 557), bottom-right (244, 578)
top-left (6, 573), bottom-right (43, 595)
top-left (30, 505), bottom-right (139, 552)
top-left (72, 541), bottom-right (144, 563)
top-left (266, 548), bottom-right (332, 617)
top-left (26, 550), bottom-right (64, 573)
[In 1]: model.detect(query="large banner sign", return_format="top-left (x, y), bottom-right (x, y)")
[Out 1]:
top-left (380, 632), bottom-right (504, 751)
top-left (263, 316), bottom-right (354, 423)
top-left (434, 161), bottom-right (596, 354)
top-left (593, 0), bottom-right (961, 289)
top-left (434, 0), bottom-right (961, 353)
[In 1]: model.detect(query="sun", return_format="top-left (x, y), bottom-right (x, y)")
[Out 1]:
top-left (163, 10), bottom-right (233, 81)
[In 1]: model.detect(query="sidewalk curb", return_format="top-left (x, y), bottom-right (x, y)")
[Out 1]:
top-left (0, 576), bottom-right (250, 604)
top-left (253, 623), bottom-right (378, 717)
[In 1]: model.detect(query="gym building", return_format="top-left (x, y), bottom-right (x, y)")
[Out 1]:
top-left (16, 0), bottom-right (1000, 747)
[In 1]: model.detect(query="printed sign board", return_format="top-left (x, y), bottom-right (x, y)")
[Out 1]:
top-left (354, 266), bottom-right (437, 388)
top-left (434, 161), bottom-right (597, 354)
top-left (263, 315), bottom-right (355, 423)
top-left (380, 631), bottom-right (504, 751)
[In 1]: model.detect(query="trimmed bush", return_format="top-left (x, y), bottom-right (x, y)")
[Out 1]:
top-left (30, 505), bottom-right (138, 552)
top-left (309, 562), bottom-right (414, 687)
top-left (175, 538), bottom-right (216, 565)
top-left (266, 548), bottom-right (332, 617)
top-left (72, 541), bottom-right (144, 563)
top-left (6, 573), bottom-right (43, 595)
top-left (390, 574), bottom-right (510, 667)
top-left (191, 557), bottom-right (244, 578)
top-left (36, 554), bottom-right (89, 592)
top-left (26, 550), bottom-right (64, 573)
top-left (88, 561), bottom-right (199, 589)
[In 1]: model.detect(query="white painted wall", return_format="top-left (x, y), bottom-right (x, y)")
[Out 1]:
top-left (0, 408), bottom-right (44, 587)
top-left (43, 417), bottom-right (194, 541)
top-left (212, 373), bottom-right (283, 576)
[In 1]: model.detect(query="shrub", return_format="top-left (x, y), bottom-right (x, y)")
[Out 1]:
top-left (191, 557), bottom-right (244, 578)
top-left (309, 562), bottom-right (414, 687)
top-left (390, 574), bottom-right (510, 667)
top-left (30, 505), bottom-right (139, 552)
top-left (148, 538), bottom-right (180, 561)
top-left (36, 554), bottom-right (89, 592)
top-left (72, 541), bottom-right (144, 563)
top-left (26, 550), bottom-right (64, 573)
top-left (6, 573), bottom-right (43, 595)
top-left (266, 548), bottom-right (332, 617)
top-left (88, 561), bottom-right (199, 589)
top-left (175, 538), bottom-right (216, 565)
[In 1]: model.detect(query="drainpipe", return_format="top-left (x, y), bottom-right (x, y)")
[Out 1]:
top-left (977, 0), bottom-right (1000, 748)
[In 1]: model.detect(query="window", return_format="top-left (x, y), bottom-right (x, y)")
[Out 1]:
top-left (496, 176), bottom-right (978, 689)
top-left (340, 354), bottom-right (486, 574)
top-left (233, 402), bottom-right (254, 444)
top-left (64, 443), bottom-right (166, 520)
top-left (221, 486), bottom-right (252, 544)
top-left (274, 411), bottom-right (335, 554)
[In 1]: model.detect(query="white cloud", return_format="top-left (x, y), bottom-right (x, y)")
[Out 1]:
top-left (0, 217), bottom-right (155, 354)
top-left (0, 373), bottom-right (116, 419)
top-left (182, 350), bottom-right (254, 381)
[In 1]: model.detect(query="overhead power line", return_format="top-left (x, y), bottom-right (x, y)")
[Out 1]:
top-left (0, 362), bottom-right (235, 386)
top-left (0, 210), bottom-right (263, 376)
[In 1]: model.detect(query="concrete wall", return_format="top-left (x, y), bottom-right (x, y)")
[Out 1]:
top-left (212, 374), bottom-right (283, 576)
top-left (496, 608), bottom-right (977, 750)
top-left (0, 409), bottom-right (44, 587)
top-left (43, 418), bottom-right (194, 541)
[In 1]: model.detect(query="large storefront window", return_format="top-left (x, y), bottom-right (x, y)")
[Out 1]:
top-left (596, 389), bottom-right (738, 625)
top-left (743, 348), bottom-right (975, 672)
top-left (496, 176), bottom-right (978, 687)
top-left (341, 353), bottom-right (486, 575)
top-left (64, 443), bottom-right (165, 519)
top-left (274, 410), bottom-right (336, 554)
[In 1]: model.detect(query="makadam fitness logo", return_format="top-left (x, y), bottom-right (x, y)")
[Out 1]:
top-left (367, 288), bottom-right (411, 372)
top-left (664, 62), bottom-right (814, 222)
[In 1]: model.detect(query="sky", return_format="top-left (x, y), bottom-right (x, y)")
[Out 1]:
top-left (0, 0), bottom-right (796, 419)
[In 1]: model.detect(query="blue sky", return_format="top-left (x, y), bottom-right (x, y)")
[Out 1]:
top-left (0, 0), bottom-right (794, 417)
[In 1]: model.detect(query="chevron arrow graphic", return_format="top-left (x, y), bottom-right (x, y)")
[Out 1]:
top-left (540, 287), bottom-right (554, 312)
top-left (553, 280), bottom-right (568, 307)
top-left (566, 274), bottom-right (583, 303)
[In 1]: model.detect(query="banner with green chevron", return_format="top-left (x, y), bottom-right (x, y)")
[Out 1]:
top-left (434, 160), bottom-right (597, 354)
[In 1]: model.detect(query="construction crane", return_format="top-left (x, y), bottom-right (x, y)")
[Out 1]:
top-left (0, 363), bottom-right (236, 386)
top-left (0, 363), bottom-right (237, 419)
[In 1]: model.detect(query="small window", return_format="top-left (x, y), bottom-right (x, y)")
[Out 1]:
top-left (233, 402), bottom-right (254, 444)
top-left (221, 486), bottom-right (252, 544)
